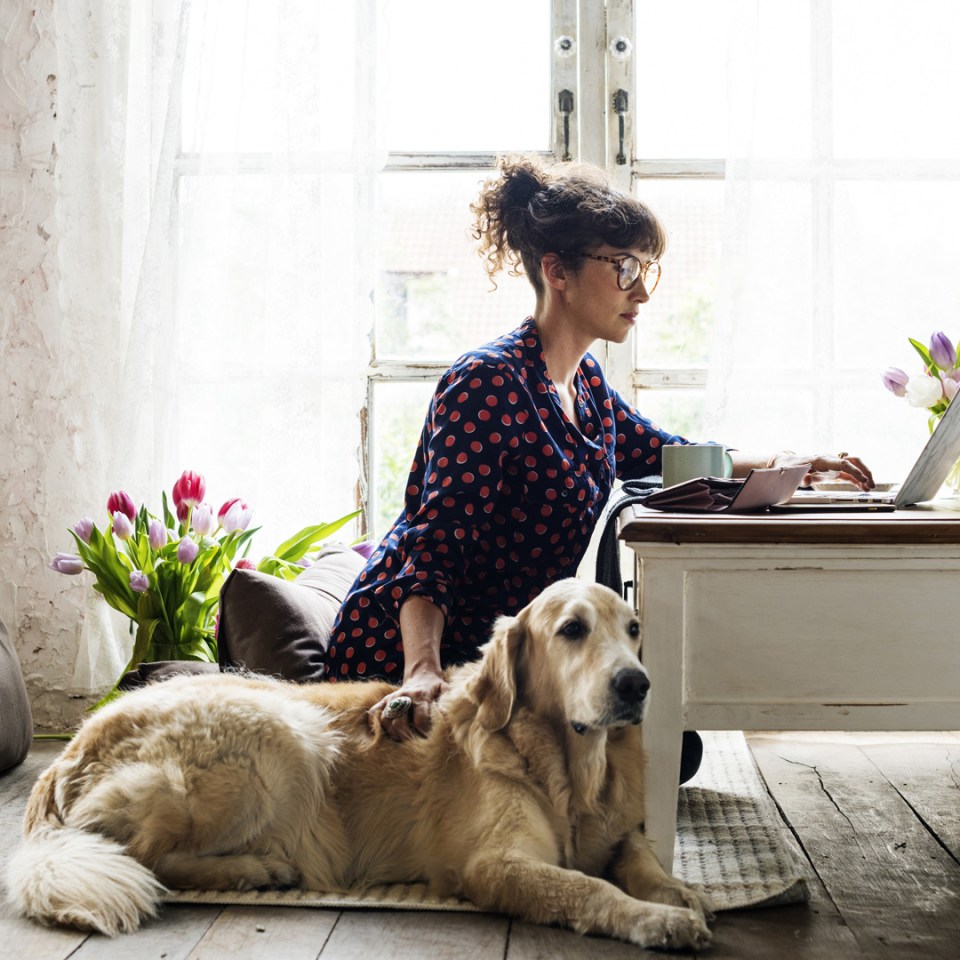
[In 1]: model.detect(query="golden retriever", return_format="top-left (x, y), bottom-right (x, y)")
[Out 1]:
top-left (5, 580), bottom-right (711, 949)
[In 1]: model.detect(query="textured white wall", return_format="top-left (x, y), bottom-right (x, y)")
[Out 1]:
top-left (0, 0), bottom-right (115, 731)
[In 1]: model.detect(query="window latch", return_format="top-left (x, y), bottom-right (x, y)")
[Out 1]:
top-left (613, 89), bottom-right (628, 165)
top-left (558, 89), bottom-right (574, 162)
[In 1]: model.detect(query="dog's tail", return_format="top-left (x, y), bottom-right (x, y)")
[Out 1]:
top-left (5, 824), bottom-right (166, 936)
top-left (5, 766), bottom-right (165, 936)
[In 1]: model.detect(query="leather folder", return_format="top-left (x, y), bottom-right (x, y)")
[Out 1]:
top-left (644, 464), bottom-right (811, 513)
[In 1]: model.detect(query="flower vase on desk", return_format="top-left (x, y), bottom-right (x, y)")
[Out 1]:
top-left (943, 456), bottom-right (960, 497)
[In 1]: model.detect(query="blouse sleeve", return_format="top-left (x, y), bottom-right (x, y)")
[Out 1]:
top-left (609, 385), bottom-right (690, 480)
top-left (370, 360), bottom-right (519, 622)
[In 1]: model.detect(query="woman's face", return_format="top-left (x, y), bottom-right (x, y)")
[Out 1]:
top-left (561, 244), bottom-right (656, 345)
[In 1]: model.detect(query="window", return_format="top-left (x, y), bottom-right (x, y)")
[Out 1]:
top-left (170, 1), bottom-right (960, 545)
top-left (369, 0), bottom-right (651, 536)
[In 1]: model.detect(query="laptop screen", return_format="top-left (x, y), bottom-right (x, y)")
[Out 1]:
top-left (896, 394), bottom-right (960, 507)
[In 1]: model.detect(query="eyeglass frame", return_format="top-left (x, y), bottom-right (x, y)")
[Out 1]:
top-left (559, 251), bottom-right (661, 293)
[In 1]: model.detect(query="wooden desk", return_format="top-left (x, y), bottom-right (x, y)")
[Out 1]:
top-left (619, 503), bottom-right (960, 870)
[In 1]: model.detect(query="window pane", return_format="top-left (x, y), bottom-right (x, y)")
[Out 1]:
top-left (635, 0), bottom-right (811, 160)
top-left (384, 0), bottom-right (551, 152)
top-left (834, 1), bottom-right (960, 159)
top-left (376, 169), bottom-right (535, 360)
top-left (632, 180), bottom-right (723, 369)
top-left (834, 181), bottom-right (960, 370)
top-left (633, 0), bottom-right (728, 158)
top-left (634, 388), bottom-right (707, 443)
top-left (370, 380), bottom-right (437, 538)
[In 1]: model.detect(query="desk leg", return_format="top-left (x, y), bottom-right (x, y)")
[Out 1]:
top-left (637, 563), bottom-right (685, 873)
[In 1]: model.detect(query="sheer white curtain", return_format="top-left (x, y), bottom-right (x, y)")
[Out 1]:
top-left (167, 0), bottom-right (384, 551)
top-left (52, 0), bottom-right (383, 702)
top-left (704, 0), bottom-right (960, 481)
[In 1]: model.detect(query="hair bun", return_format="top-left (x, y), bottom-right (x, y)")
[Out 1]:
top-left (499, 157), bottom-right (549, 209)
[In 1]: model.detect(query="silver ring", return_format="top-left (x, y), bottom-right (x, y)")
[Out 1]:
top-left (383, 695), bottom-right (413, 720)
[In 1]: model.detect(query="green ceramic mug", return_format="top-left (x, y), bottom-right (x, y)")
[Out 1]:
top-left (661, 444), bottom-right (734, 488)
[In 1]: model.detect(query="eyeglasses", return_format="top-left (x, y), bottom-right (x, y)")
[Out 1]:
top-left (565, 252), bottom-right (661, 293)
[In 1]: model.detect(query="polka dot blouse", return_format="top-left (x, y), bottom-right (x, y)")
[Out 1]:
top-left (326, 317), bottom-right (688, 681)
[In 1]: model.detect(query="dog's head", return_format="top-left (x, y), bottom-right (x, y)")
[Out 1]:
top-left (471, 579), bottom-right (649, 734)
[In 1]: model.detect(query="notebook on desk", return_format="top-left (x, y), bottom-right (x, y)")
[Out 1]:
top-left (783, 393), bottom-right (960, 511)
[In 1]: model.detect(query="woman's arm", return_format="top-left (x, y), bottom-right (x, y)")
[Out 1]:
top-left (731, 450), bottom-right (875, 489)
top-left (369, 595), bottom-right (449, 741)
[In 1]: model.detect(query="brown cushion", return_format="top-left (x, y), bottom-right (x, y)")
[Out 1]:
top-left (217, 544), bottom-right (365, 682)
top-left (118, 660), bottom-right (219, 691)
top-left (0, 617), bottom-right (32, 772)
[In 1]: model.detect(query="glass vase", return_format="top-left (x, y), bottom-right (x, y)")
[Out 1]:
top-left (943, 456), bottom-right (960, 497)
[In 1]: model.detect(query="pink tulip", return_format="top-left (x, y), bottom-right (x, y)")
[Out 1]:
top-left (172, 470), bottom-right (206, 509)
top-left (148, 518), bottom-right (167, 550)
top-left (218, 498), bottom-right (253, 533)
top-left (943, 375), bottom-right (960, 403)
top-left (177, 538), bottom-right (199, 564)
top-left (106, 490), bottom-right (137, 523)
top-left (129, 571), bottom-right (149, 593)
top-left (175, 499), bottom-right (190, 524)
top-left (49, 553), bottom-right (85, 575)
top-left (73, 517), bottom-right (95, 544)
top-left (235, 558), bottom-right (257, 571)
top-left (192, 502), bottom-right (216, 536)
top-left (112, 511), bottom-right (134, 541)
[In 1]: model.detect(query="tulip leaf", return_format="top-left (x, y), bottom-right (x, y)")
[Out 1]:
top-left (161, 491), bottom-right (177, 531)
top-left (255, 556), bottom-right (302, 580)
top-left (272, 510), bottom-right (360, 562)
top-left (909, 337), bottom-right (935, 371)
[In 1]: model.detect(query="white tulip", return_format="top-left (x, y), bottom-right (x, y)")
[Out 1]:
top-left (905, 374), bottom-right (943, 408)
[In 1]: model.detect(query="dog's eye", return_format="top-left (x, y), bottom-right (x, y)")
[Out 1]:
top-left (628, 620), bottom-right (640, 638)
top-left (558, 619), bottom-right (585, 640)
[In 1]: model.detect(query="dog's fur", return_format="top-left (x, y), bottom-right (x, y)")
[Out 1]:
top-left (5, 580), bottom-right (711, 949)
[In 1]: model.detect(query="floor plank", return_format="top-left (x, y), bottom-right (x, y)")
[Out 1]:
top-left (67, 905), bottom-right (222, 960)
top-left (860, 741), bottom-right (960, 862)
top-left (0, 897), bottom-right (90, 960)
top-left (750, 736), bottom-right (960, 960)
top-left (317, 910), bottom-right (510, 960)
top-left (507, 919), bottom-right (671, 959)
top-left (186, 905), bottom-right (340, 960)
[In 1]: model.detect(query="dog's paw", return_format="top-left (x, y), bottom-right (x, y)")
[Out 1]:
top-left (630, 904), bottom-right (713, 952)
top-left (230, 856), bottom-right (301, 891)
top-left (648, 879), bottom-right (715, 922)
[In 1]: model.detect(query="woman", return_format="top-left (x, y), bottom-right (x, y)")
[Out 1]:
top-left (327, 156), bottom-right (873, 742)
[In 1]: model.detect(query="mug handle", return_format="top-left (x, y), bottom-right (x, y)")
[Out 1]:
top-left (722, 449), bottom-right (734, 478)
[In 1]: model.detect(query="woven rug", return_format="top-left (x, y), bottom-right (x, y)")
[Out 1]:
top-left (163, 731), bottom-right (810, 914)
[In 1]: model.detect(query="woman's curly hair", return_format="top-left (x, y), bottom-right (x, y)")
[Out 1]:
top-left (470, 155), bottom-right (666, 296)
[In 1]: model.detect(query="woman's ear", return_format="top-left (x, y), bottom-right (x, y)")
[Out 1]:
top-left (540, 252), bottom-right (569, 292)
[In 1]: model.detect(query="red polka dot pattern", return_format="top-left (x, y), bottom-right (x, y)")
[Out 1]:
top-left (326, 317), bottom-right (687, 681)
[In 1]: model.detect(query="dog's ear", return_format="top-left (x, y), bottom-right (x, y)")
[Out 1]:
top-left (472, 612), bottom-right (525, 731)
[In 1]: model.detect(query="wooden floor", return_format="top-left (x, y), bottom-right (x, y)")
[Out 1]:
top-left (1, 732), bottom-right (957, 959)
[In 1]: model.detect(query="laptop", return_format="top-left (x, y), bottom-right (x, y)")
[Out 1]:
top-left (782, 391), bottom-right (960, 511)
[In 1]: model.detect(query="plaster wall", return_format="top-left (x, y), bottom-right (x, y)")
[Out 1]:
top-left (1, 1), bottom-right (109, 731)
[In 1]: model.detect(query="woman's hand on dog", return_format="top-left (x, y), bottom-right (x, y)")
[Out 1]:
top-left (370, 670), bottom-right (449, 741)
top-left (373, 597), bottom-right (449, 740)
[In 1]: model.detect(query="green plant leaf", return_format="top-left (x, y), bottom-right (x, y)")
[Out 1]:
top-left (162, 491), bottom-right (177, 531)
top-left (909, 337), bottom-right (935, 372)
top-left (272, 510), bottom-right (360, 562)
top-left (255, 555), bottom-right (304, 579)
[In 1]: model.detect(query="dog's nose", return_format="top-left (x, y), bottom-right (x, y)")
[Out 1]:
top-left (611, 668), bottom-right (650, 706)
